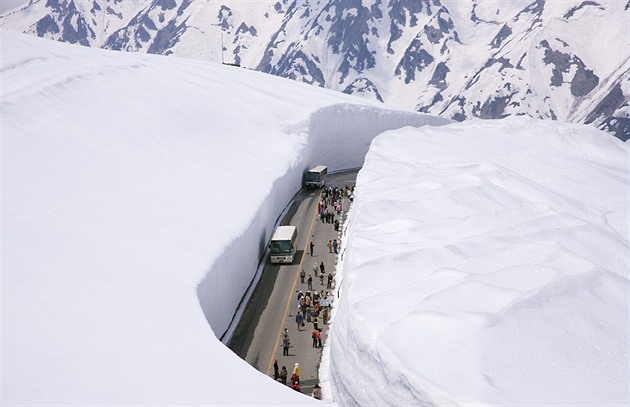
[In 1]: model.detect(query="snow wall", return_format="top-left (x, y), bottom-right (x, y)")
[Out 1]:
top-left (329, 118), bottom-right (629, 406)
top-left (197, 103), bottom-right (451, 339)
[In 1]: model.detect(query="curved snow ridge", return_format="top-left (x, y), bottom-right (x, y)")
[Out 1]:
top-left (331, 118), bottom-right (629, 406)
top-left (2, 31), bottom-right (453, 405)
top-left (198, 102), bottom-right (452, 338)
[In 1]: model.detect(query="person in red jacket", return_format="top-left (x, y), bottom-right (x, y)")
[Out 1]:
top-left (292, 381), bottom-right (301, 392)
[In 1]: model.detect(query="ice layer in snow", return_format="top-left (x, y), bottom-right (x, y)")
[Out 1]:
top-left (330, 118), bottom-right (629, 406)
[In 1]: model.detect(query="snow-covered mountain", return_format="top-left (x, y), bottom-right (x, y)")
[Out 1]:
top-left (3, 27), bottom-right (627, 406)
top-left (2, 0), bottom-right (628, 140)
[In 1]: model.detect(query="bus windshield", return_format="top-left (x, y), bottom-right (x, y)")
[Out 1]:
top-left (270, 240), bottom-right (292, 254)
top-left (305, 172), bottom-right (321, 182)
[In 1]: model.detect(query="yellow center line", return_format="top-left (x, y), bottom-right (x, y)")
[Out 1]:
top-left (266, 191), bottom-right (321, 376)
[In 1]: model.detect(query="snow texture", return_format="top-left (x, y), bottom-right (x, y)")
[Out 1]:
top-left (329, 118), bottom-right (629, 406)
top-left (1, 29), bottom-right (449, 405)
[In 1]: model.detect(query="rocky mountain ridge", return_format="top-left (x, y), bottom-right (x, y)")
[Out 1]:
top-left (2, 0), bottom-right (628, 140)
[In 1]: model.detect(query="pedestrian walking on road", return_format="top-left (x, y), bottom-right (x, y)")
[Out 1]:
top-left (293, 363), bottom-right (301, 378)
top-left (309, 241), bottom-right (314, 256)
top-left (320, 262), bottom-right (325, 275)
top-left (280, 366), bottom-right (288, 385)
top-left (296, 311), bottom-right (304, 330)
top-left (292, 382), bottom-right (301, 392)
top-left (319, 273), bottom-right (324, 285)
top-left (312, 262), bottom-right (318, 276)
top-left (318, 329), bottom-right (324, 347)
top-left (282, 336), bottom-right (290, 356)
top-left (312, 329), bottom-right (319, 347)
top-left (312, 384), bottom-right (322, 399)
top-left (307, 275), bottom-right (313, 290)
top-left (333, 239), bottom-right (338, 254)
top-left (300, 269), bottom-right (305, 283)
top-left (323, 308), bottom-right (329, 325)
top-left (327, 273), bottom-right (333, 289)
top-left (313, 316), bottom-right (319, 331)
top-left (334, 219), bottom-right (340, 231)
top-left (327, 240), bottom-right (333, 253)
top-left (273, 359), bottom-right (279, 380)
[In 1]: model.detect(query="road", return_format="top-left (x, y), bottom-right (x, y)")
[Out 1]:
top-left (228, 170), bottom-right (357, 396)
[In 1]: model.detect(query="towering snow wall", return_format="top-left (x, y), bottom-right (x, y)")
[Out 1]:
top-left (199, 103), bottom-right (450, 339)
top-left (0, 29), bottom-right (454, 406)
top-left (331, 118), bottom-right (629, 406)
top-left (2, 29), bottom-right (450, 404)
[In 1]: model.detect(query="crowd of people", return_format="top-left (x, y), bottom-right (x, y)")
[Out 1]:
top-left (272, 185), bottom-right (354, 400)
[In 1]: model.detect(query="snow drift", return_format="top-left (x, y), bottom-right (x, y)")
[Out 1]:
top-left (1, 29), bottom-right (449, 405)
top-left (330, 118), bottom-right (629, 406)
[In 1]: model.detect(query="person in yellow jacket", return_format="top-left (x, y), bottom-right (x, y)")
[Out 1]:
top-left (292, 362), bottom-right (300, 378)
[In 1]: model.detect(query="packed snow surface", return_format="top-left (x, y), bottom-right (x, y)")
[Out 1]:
top-left (330, 119), bottom-right (629, 406)
top-left (1, 29), bottom-right (449, 405)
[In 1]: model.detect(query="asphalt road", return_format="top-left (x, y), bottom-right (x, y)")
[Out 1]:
top-left (228, 170), bottom-right (357, 396)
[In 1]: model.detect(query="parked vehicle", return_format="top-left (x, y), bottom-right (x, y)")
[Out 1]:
top-left (304, 165), bottom-right (328, 188)
top-left (269, 225), bottom-right (298, 263)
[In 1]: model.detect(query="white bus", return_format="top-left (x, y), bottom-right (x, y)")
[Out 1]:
top-left (304, 165), bottom-right (328, 188)
top-left (269, 225), bottom-right (298, 264)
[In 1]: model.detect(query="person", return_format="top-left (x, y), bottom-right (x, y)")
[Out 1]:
top-left (319, 272), bottom-right (324, 285)
top-left (291, 363), bottom-right (300, 384)
top-left (313, 315), bottom-right (319, 331)
top-left (323, 307), bottom-right (329, 325)
top-left (300, 269), bottom-right (305, 283)
top-left (282, 336), bottom-right (290, 356)
top-left (320, 262), bottom-right (325, 275)
top-left (333, 239), bottom-right (338, 254)
top-left (334, 218), bottom-right (340, 231)
top-left (312, 329), bottom-right (319, 347)
top-left (312, 384), bottom-right (322, 399)
top-left (309, 241), bottom-right (314, 256)
top-left (280, 366), bottom-right (288, 385)
top-left (312, 262), bottom-right (318, 276)
top-left (318, 328), bottom-right (324, 347)
top-left (292, 381), bottom-right (301, 392)
top-left (327, 273), bottom-right (333, 289)
top-left (297, 291), bottom-right (303, 302)
top-left (296, 310), bottom-right (304, 330)
top-left (273, 359), bottom-right (279, 380)
top-left (307, 275), bottom-right (313, 290)
top-left (327, 240), bottom-right (333, 253)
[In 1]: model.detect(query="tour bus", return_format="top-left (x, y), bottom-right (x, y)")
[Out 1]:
top-left (304, 165), bottom-right (328, 188)
top-left (269, 225), bottom-right (298, 264)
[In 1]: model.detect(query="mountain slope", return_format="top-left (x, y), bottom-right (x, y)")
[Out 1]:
top-left (1, 0), bottom-right (628, 138)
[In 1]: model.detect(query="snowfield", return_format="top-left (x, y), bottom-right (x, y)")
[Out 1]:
top-left (2, 28), bottom-right (627, 406)
top-left (330, 119), bottom-right (629, 406)
top-left (1, 29), bottom-right (448, 405)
